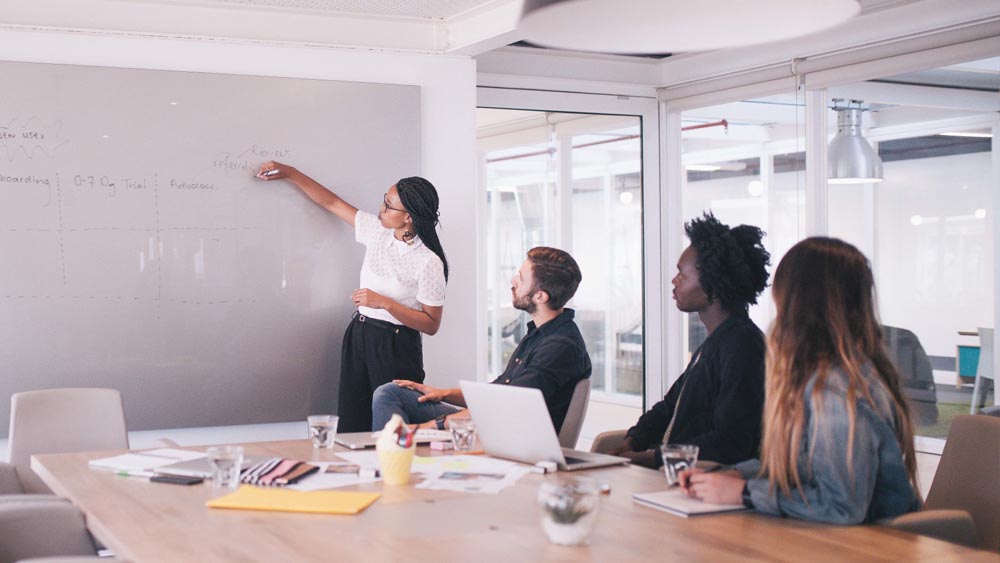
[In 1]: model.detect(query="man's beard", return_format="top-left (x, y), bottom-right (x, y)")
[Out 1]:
top-left (512, 288), bottom-right (536, 314)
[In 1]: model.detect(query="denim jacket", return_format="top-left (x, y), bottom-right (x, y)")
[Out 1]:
top-left (734, 366), bottom-right (921, 524)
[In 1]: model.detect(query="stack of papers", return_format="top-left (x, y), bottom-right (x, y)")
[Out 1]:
top-left (88, 448), bottom-right (206, 473)
top-left (414, 455), bottom-right (529, 494)
top-left (331, 452), bottom-right (530, 494)
top-left (285, 462), bottom-right (382, 492)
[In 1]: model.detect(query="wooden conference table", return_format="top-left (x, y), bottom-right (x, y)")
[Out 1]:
top-left (33, 440), bottom-right (996, 563)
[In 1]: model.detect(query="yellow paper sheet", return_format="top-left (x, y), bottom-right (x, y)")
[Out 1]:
top-left (207, 485), bottom-right (380, 515)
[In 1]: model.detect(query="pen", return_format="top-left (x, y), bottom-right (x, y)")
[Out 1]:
top-left (116, 470), bottom-right (155, 479)
top-left (258, 169), bottom-right (279, 177)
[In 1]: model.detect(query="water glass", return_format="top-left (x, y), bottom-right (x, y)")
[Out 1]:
top-left (308, 414), bottom-right (339, 449)
top-left (448, 418), bottom-right (477, 451)
top-left (207, 445), bottom-right (244, 489)
top-left (537, 477), bottom-right (601, 546)
top-left (660, 444), bottom-right (699, 486)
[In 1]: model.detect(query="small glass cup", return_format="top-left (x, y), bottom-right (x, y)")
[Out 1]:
top-left (308, 414), bottom-right (339, 449)
top-left (207, 445), bottom-right (244, 489)
top-left (448, 418), bottom-right (477, 451)
top-left (660, 444), bottom-right (699, 487)
top-left (537, 477), bottom-right (601, 546)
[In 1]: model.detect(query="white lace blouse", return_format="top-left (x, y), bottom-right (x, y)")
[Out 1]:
top-left (354, 210), bottom-right (446, 325)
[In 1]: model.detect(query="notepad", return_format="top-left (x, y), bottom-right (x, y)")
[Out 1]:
top-left (206, 485), bottom-right (381, 515)
top-left (632, 489), bottom-right (748, 518)
top-left (89, 448), bottom-right (206, 473)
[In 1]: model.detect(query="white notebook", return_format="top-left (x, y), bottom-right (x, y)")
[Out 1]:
top-left (88, 448), bottom-right (206, 473)
top-left (633, 489), bottom-right (748, 518)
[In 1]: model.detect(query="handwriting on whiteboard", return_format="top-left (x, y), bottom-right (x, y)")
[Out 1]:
top-left (0, 117), bottom-right (69, 161)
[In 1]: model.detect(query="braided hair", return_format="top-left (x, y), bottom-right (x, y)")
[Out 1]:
top-left (685, 211), bottom-right (770, 313)
top-left (396, 176), bottom-right (450, 282)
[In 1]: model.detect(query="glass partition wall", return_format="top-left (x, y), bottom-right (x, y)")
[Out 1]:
top-left (680, 92), bottom-right (807, 360)
top-left (826, 59), bottom-right (998, 441)
top-left (479, 110), bottom-right (645, 407)
top-left (670, 56), bottom-right (998, 449)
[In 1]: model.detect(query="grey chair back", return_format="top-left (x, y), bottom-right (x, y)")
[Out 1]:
top-left (0, 499), bottom-right (97, 563)
top-left (971, 328), bottom-right (995, 414)
top-left (8, 389), bottom-right (128, 494)
top-left (557, 379), bottom-right (590, 449)
top-left (925, 414), bottom-right (1000, 551)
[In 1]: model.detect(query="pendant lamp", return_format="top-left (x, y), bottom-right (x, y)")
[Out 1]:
top-left (828, 99), bottom-right (883, 185)
top-left (518, 0), bottom-right (861, 54)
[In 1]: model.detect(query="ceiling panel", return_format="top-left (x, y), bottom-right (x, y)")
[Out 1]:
top-left (173, 0), bottom-right (499, 19)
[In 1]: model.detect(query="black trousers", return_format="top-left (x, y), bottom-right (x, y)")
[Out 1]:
top-left (338, 312), bottom-right (424, 432)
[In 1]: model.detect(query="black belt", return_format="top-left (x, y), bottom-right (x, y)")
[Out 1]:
top-left (352, 311), bottom-right (412, 335)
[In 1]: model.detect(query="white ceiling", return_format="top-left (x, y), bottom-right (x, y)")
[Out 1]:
top-left (2, 0), bottom-right (999, 83)
top-left (180, 0), bottom-right (499, 19)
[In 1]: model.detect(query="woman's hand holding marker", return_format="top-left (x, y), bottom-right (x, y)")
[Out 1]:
top-left (255, 161), bottom-right (292, 180)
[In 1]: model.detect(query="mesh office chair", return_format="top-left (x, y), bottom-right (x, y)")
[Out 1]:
top-left (4, 388), bottom-right (129, 494)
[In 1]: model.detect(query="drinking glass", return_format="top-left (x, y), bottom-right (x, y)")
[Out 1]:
top-left (207, 445), bottom-right (244, 489)
top-left (537, 477), bottom-right (601, 546)
top-left (448, 418), bottom-right (477, 451)
top-left (660, 444), bottom-right (699, 486)
top-left (308, 414), bottom-right (339, 449)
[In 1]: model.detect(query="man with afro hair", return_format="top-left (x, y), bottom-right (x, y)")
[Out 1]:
top-left (609, 212), bottom-right (770, 467)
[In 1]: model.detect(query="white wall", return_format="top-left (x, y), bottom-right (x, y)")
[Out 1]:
top-left (0, 30), bottom-right (479, 410)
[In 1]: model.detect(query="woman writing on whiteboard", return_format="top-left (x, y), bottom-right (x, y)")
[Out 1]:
top-left (256, 162), bottom-right (448, 432)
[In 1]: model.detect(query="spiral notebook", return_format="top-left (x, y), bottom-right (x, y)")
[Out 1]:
top-left (633, 489), bottom-right (748, 518)
top-left (88, 448), bottom-right (206, 473)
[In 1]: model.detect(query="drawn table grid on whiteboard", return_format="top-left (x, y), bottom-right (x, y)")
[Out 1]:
top-left (0, 61), bottom-right (421, 434)
top-left (3, 172), bottom-right (263, 306)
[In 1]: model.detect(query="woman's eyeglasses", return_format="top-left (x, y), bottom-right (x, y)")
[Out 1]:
top-left (382, 194), bottom-right (405, 213)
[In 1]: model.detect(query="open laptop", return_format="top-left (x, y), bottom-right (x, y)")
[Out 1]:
top-left (460, 381), bottom-right (629, 471)
top-left (335, 428), bottom-right (453, 450)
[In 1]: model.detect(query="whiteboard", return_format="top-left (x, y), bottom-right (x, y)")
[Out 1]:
top-left (0, 61), bottom-right (420, 434)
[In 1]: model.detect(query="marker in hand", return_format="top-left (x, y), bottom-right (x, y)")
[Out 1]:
top-left (257, 169), bottom-right (279, 179)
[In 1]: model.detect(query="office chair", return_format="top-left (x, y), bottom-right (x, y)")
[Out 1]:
top-left (4, 388), bottom-right (129, 494)
top-left (590, 429), bottom-right (628, 454)
top-left (558, 378), bottom-right (591, 449)
top-left (886, 414), bottom-right (1000, 551)
top-left (0, 498), bottom-right (100, 563)
top-left (882, 325), bottom-right (938, 425)
top-left (970, 328), bottom-right (995, 414)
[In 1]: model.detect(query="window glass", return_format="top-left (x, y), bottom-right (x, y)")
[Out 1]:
top-left (479, 109), bottom-right (645, 441)
top-left (828, 57), bottom-right (998, 439)
top-left (680, 93), bottom-right (807, 357)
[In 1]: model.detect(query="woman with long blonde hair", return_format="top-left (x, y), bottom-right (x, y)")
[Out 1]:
top-left (681, 237), bottom-right (920, 524)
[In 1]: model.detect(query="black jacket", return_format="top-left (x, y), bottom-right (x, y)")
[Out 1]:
top-left (490, 309), bottom-right (591, 433)
top-left (627, 314), bottom-right (765, 465)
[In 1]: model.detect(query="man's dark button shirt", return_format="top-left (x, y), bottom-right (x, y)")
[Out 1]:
top-left (490, 309), bottom-right (591, 433)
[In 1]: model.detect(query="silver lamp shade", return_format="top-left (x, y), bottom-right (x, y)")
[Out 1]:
top-left (828, 107), bottom-right (883, 184)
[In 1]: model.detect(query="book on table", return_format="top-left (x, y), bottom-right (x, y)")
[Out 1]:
top-left (632, 488), bottom-right (749, 518)
top-left (88, 448), bottom-right (206, 473)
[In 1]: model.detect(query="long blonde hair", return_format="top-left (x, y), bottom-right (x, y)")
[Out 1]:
top-left (760, 237), bottom-right (918, 498)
